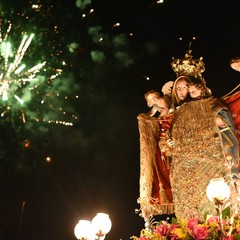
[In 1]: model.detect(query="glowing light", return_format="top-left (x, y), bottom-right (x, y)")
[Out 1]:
top-left (14, 95), bottom-right (24, 105)
top-left (206, 178), bottom-right (230, 203)
top-left (31, 4), bottom-right (42, 11)
top-left (24, 139), bottom-right (30, 148)
top-left (55, 68), bottom-right (63, 73)
top-left (14, 64), bottom-right (26, 74)
top-left (32, 5), bottom-right (39, 9)
top-left (113, 23), bottom-right (120, 28)
top-left (143, 75), bottom-right (150, 81)
top-left (45, 156), bottom-right (52, 163)
top-left (21, 110), bottom-right (26, 123)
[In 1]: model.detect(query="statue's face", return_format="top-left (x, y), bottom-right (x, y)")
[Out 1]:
top-left (189, 85), bottom-right (202, 98)
top-left (230, 60), bottom-right (240, 72)
top-left (145, 93), bottom-right (158, 107)
top-left (157, 98), bottom-right (169, 117)
top-left (176, 79), bottom-right (189, 100)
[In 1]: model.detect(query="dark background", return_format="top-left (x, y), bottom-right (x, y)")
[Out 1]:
top-left (0, 0), bottom-right (240, 240)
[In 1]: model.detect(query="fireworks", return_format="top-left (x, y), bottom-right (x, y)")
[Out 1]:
top-left (0, 18), bottom-right (77, 126)
top-left (0, 21), bottom-right (45, 102)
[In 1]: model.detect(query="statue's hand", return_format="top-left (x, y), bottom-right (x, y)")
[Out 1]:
top-left (162, 81), bottom-right (174, 96)
top-left (167, 139), bottom-right (175, 148)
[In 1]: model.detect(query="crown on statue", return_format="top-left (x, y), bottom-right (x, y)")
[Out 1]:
top-left (171, 49), bottom-right (205, 78)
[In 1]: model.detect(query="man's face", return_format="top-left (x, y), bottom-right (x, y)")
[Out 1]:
top-left (176, 79), bottom-right (189, 100)
top-left (157, 98), bottom-right (169, 117)
top-left (145, 93), bottom-right (158, 107)
top-left (189, 85), bottom-right (201, 98)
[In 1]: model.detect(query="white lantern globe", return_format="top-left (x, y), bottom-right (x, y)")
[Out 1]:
top-left (206, 178), bottom-right (230, 203)
top-left (74, 220), bottom-right (92, 239)
top-left (91, 213), bottom-right (112, 236)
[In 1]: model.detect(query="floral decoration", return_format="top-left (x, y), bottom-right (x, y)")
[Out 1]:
top-left (131, 214), bottom-right (240, 240)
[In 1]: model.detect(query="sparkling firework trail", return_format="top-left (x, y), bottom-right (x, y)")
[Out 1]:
top-left (0, 19), bottom-right (76, 126)
top-left (0, 20), bottom-right (45, 104)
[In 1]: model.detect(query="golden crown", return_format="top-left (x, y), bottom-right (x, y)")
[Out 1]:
top-left (171, 49), bottom-right (205, 79)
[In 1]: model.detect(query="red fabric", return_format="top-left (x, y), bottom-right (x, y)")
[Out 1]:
top-left (151, 115), bottom-right (173, 204)
top-left (223, 91), bottom-right (240, 131)
top-left (151, 148), bottom-right (173, 202)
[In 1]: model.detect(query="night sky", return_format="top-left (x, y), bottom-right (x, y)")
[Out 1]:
top-left (0, 0), bottom-right (240, 240)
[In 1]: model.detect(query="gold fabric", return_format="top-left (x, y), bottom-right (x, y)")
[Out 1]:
top-left (170, 97), bottom-right (232, 221)
top-left (137, 113), bottom-right (174, 221)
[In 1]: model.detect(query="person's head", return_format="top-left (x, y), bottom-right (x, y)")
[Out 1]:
top-left (157, 95), bottom-right (172, 117)
top-left (188, 77), bottom-right (211, 99)
top-left (171, 76), bottom-right (191, 107)
top-left (144, 90), bottom-right (172, 116)
top-left (144, 90), bottom-right (160, 107)
top-left (230, 57), bottom-right (240, 72)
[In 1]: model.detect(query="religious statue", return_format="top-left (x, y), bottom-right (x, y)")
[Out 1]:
top-left (137, 90), bottom-right (174, 222)
top-left (137, 48), bottom-right (240, 224)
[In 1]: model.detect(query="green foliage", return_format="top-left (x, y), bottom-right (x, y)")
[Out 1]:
top-left (234, 234), bottom-right (240, 240)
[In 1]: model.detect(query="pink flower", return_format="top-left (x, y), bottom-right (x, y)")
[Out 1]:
top-left (207, 216), bottom-right (219, 224)
top-left (187, 218), bottom-right (199, 230)
top-left (192, 225), bottom-right (208, 240)
top-left (155, 223), bottom-right (169, 236)
top-left (138, 237), bottom-right (149, 240)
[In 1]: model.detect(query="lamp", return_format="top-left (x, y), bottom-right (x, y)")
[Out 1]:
top-left (74, 220), bottom-right (93, 240)
top-left (74, 213), bottom-right (112, 240)
top-left (206, 177), bottom-right (234, 237)
top-left (206, 178), bottom-right (230, 204)
top-left (91, 213), bottom-right (112, 239)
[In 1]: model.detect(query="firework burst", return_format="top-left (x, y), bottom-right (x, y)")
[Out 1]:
top-left (0, 18), bottom-right (77, 126)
